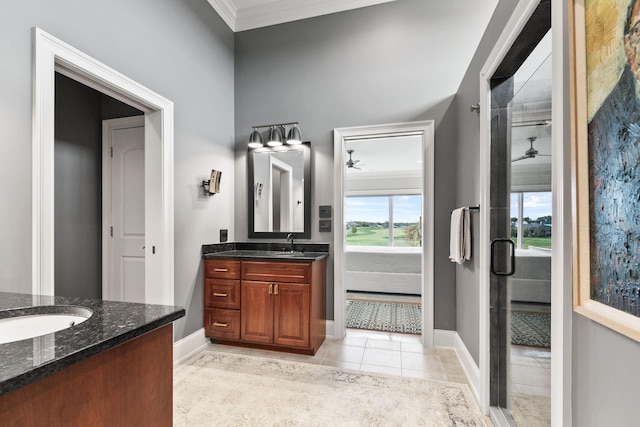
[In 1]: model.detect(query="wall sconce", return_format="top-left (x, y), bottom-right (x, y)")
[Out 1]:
top-left (247, 122), bottom-right (302, 148)
top-left (201, 169), bottom-right (221, 195)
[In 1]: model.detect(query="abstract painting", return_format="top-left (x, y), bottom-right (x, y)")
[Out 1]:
top-left (571, 0), bottom-right (640, 341)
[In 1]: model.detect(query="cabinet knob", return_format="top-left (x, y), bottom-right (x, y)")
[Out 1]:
top-left (268, 283), bottom-right (273, 295)
top-left (274, 284), bottom-right (279, 295)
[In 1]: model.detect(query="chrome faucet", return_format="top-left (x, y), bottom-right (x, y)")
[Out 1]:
top-left (286, 233), bottom-right (294, 253)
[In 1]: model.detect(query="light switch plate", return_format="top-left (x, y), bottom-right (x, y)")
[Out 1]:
top-left (319, 205), bottom-right (332, 218)
top-left (319, 219), bottom-right (331, 232)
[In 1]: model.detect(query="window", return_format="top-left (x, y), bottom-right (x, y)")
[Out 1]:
top-left (510, 191), bottom-right (552, 250)
top-left (345, 195), bottom-right (422, 247)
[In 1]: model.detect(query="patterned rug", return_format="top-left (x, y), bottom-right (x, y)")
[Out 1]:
top-left (345, 300), bottom-right (422, 334)
top-left (511, 311), bottom-right (551, 348)
top-left (174, 350), bottom-right (488, 426)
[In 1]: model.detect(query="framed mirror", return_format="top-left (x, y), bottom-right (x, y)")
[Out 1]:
top-left (248, 142), bottom-right (311, 238)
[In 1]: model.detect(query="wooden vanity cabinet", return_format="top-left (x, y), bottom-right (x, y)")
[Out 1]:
top-left (204, 257), bottom-right (326, 355)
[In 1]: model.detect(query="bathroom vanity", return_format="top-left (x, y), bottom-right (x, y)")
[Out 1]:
top-left (0, 292), bottom-right (184, 426)
top-left (202, 243), bottom-right (328, 355)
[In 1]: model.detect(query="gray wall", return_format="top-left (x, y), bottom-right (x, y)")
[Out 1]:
top-left (234, 0), bottom-right (496, 328)
top-left (0, 0), bottom-right (235, 341)
top-left (55, 73), bottom-right (103, 299)
top-left (572, 315), bottom-right (640, 426)
top-left (451, 0), bottom-right (519, 364)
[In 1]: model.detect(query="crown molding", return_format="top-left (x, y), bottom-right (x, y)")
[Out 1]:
top-left (208, 0), bottom-right (396, 32)
top-left (207, 0), bottom-right (238, 32)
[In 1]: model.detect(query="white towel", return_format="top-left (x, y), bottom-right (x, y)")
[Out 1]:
top-left (449, 208), bottom-right (471, 264)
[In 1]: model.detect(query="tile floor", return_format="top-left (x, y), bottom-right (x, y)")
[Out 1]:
top-left (511, 345), bottom-right (551, 397)
top-left (205, 328), bottom-right (470, 385)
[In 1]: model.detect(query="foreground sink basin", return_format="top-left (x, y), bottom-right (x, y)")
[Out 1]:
top-left (0, 306), bottom-right (93, 344)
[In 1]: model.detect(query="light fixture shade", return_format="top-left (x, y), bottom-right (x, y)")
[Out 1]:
top-left (286, 124), bottom-right (302, 145)
top-left (266, 127), bottom-right (283, 146)
top-left (248, 129), bottom-right (263, 148)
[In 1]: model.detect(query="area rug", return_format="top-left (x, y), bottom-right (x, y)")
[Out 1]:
top-left (174, 350), bottom-right (488, 426)
top-left (345, 300), bottom-right (422, 334)
top-left (511, 311), bottom-right (551, 348)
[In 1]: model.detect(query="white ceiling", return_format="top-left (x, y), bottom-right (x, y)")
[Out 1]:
top-left (207, 0), bottom-right (397, 32)
top-left (345, 135), bottom-right (422, 174)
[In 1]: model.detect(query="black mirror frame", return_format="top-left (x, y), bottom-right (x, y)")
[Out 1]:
top-left (247, 141), bottom-right (311, 239)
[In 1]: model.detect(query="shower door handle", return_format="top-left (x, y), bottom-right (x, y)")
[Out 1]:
top-left (490, 238), bottom-right (516, 276)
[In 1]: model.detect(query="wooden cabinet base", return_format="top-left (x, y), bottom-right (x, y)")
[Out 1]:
top-left (0, 325), bottom-right (173, 427)
top-left (204, 258), bottom-right (327, 356)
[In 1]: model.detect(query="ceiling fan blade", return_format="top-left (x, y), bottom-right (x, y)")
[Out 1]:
top-left (511, 155), bottom-right (529, 162)
top-left (537, 153), bottom-right (552, 157)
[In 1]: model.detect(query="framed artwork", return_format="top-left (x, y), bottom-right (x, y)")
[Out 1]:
top-left (571, 0), bottom-right (640, 342)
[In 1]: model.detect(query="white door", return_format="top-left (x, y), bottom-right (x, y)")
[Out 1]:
top-left (103, 117), bottom-right (145, 303)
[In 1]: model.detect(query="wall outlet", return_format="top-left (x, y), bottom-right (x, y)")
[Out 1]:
top-left (220, 229), bottom-right (228, 242)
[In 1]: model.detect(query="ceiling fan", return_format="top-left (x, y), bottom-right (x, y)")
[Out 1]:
top-left (346, 149), bottom-right (362, 169)
top-left (511, 137), bottom-right (551, 162)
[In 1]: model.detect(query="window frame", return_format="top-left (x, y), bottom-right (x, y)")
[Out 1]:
top-left (510, 190), bottom-right (552, 252)
top-left (345, 191), bottom-right (423, 249)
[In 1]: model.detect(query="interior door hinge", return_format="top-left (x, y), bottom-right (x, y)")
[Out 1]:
top-left (110, 226), bottom-right (113, 237)
top-left (110, 147), bottom-right (113, 158)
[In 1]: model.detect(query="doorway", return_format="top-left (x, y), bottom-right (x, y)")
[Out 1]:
top-left (343, 136), bottom-right (423, 335)
top-left (32, 28), bottom-right (174, 306)
top-left (333, 121), bottom-right (435, 347)
top-left (478, 1), bottom-right (552, 425)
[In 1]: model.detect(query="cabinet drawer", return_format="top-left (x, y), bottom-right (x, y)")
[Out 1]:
top-left (241, 261), bottom-right (310, 283)
top-left (204, 308), bottom-right (240, 340)
top-left (205, 279), bottom-right (240, 309)
top-left (205, 259), bottom-right (241, 279)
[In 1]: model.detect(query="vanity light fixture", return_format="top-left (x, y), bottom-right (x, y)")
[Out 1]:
top-left (247, 122), bottom-right (302, 148)
top-left (248, 128), bottom-right (263, 148)
top-left (266, 126), bottom-right (283, 147)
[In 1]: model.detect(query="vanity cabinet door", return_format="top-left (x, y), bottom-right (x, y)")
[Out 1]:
top-left (241, 281), bottom-right (274, 344)
top-left (273, 283), bottom-right (310, 348)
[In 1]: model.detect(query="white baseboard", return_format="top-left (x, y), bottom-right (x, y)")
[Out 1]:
top-left (174, 327), bottom-right (208, 365)
top-left (434, 329), bottom-right (480, 402)
top-left (326, 320), bottom-right (334, 339)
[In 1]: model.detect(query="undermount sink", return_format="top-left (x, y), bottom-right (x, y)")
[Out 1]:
top-left (0, 305), bottom-right (93, 344)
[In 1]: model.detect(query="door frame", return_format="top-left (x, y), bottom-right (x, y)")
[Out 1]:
top-left (102, 116), bottom-right (146, 301)
top-left (269, 156), bottom-right (294, 232)
top-left (333, 120), bottom-right (435, 347)
top-left (477, 0), bottom-right (570, 424)
top-left (32, 28), bottom-right (174, 305)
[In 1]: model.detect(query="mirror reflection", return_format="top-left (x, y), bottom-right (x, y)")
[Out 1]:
top-left (248, 142), bottom-right (311, 238)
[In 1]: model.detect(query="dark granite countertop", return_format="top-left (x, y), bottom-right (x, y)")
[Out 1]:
top-left (202, 242), bottom-right (329, 262)
top-left (0, 292), bottom-right (184, 397)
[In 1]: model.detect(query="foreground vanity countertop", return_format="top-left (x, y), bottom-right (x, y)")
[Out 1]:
top-left (202, 242), bottom-right (329, 262)
top-left (0, 292), bottom-right (185, 397)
